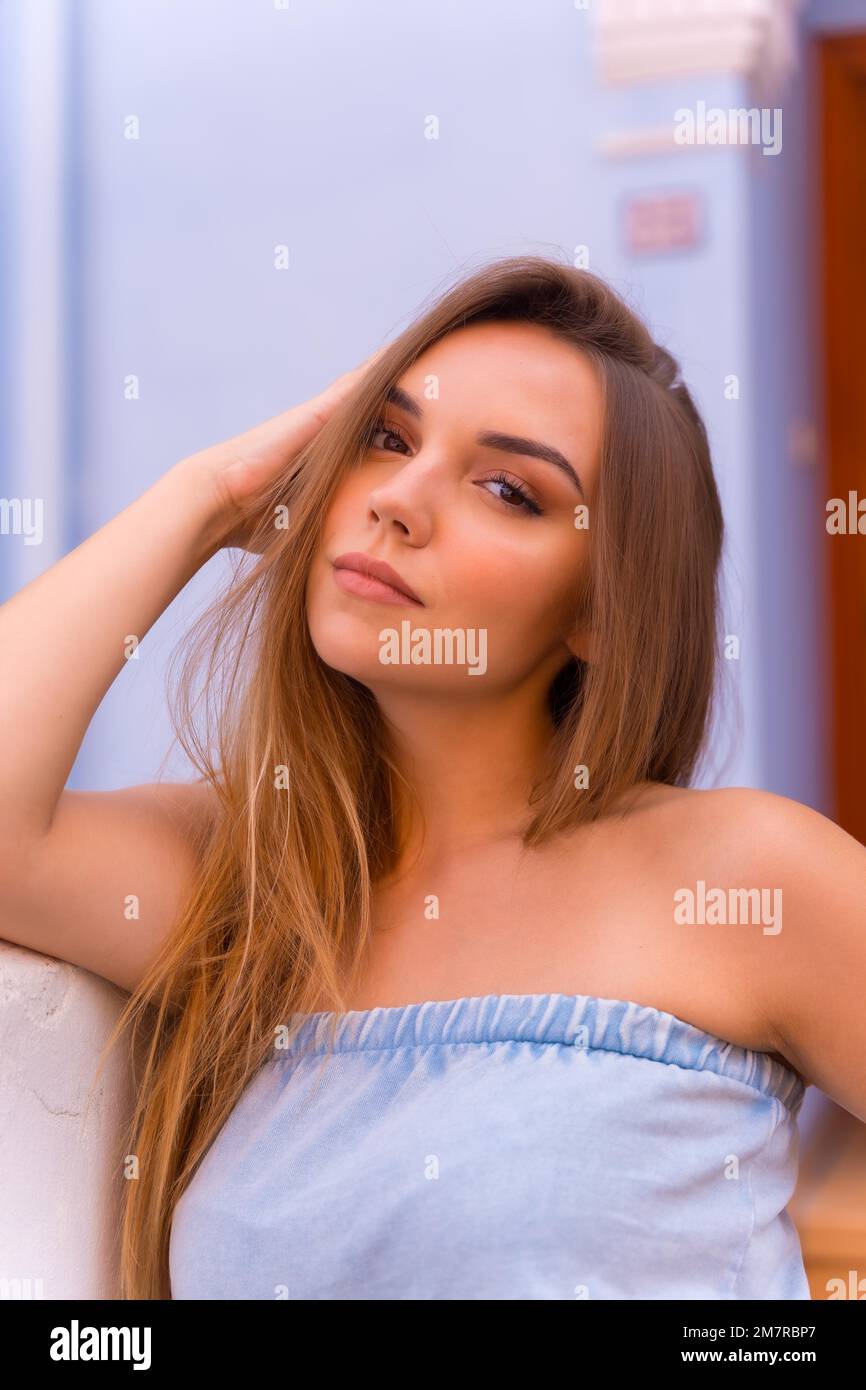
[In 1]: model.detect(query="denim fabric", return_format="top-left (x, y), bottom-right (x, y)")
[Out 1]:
top-left (169, 991), bottom-right (810, 1300)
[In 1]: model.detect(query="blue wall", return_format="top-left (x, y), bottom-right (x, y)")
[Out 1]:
top-left (3, 0), bottom-right (864, 812)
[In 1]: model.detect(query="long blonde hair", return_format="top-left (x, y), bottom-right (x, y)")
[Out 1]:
top-left (91, 255), bottom-right (724, 1298)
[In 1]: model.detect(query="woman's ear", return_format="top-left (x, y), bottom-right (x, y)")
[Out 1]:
top-left (564, 622), bottom-right (593, 665)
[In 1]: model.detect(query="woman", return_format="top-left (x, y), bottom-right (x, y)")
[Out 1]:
top-left (1, 257), bottom-right (864, 1301)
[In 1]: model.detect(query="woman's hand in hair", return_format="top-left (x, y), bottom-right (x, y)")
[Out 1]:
top-left (182, 347), bottom-right (387, 553)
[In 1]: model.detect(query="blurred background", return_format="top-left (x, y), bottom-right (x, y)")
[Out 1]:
top-left (1, 0), bottom-right (864, 1299)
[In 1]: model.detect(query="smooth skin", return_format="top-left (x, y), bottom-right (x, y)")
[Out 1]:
top-left (1, 325), bottom-right (865, 1125)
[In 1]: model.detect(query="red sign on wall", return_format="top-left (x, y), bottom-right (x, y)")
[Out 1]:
top-left (623, 191), bottom-right (703, 254)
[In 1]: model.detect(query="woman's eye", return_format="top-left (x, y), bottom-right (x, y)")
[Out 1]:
top-left (479, 472), bottom-right (544, 517)
top-left (366, 420), bottom-right (412, 455)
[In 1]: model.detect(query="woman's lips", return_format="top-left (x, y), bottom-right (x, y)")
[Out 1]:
top-left (332, 566), bottom-right (424, 607)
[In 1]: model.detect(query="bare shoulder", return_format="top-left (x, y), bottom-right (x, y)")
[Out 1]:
top-left (616, 780), bottom-right (861, 869)
top-left (621, 781), bottom-right (866, 947)
top-left (620, 783), bottom-right (866, 1114)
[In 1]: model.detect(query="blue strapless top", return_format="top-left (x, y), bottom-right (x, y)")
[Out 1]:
top-left (169, 991), bottom-right (810, 1300)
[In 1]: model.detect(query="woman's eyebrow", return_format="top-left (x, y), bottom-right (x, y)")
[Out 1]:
top-left (383, 384), bottom-right (584, 496)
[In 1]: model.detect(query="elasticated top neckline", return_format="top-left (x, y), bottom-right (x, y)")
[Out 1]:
top-left (274, 989), bottom-right (806, 1113)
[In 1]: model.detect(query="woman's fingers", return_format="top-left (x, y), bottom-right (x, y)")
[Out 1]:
top-left (209, 344), bottom-right (392, 549)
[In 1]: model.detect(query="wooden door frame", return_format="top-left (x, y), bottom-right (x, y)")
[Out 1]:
top-left (819, 33), bottom-right (866, 846)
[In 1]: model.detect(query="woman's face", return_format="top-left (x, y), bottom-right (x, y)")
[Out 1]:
top-left (305, 319), bottom-right (603, 701)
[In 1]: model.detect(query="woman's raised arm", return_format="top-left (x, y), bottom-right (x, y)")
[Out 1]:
top-left (0, 353), bottom-right (380, 991)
